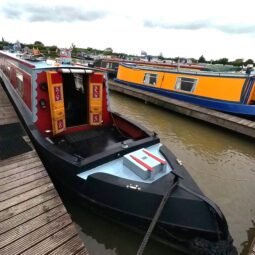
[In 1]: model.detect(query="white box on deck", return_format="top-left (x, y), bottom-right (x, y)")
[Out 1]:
top-left (123, 148), bottom-right (166, 180)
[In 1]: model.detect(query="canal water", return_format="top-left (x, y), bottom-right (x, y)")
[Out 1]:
top-left (63, 91), bottom-right (255, 255)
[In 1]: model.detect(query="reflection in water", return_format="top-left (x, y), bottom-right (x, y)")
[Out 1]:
top-left (63, 198), bottom-right (180, 255)
top-left (63, 91), bottom-right (255, 254)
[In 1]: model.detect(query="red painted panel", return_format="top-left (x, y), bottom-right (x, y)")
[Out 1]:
top-left (90, 73), bottom-right (103, 83)
top-left (51, 72), bottom-right (62, 84)
top-left (12, 64), bottom-right (32, 110)
top-left (23, 73), bottom-right (32, 110)
top-left (35, 71), bottom-right (52, 135)
top-left (112, 115), bottom-right (146, 139)
top-left (0, 55), bottom-right (32, 111)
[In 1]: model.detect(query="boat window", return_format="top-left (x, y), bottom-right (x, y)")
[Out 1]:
top-left (175, 77), bottom-right (197, 92)
top-left (16, 72), bottom-right (24, 96)
top-left (143, 73), bottom-right (157, 85)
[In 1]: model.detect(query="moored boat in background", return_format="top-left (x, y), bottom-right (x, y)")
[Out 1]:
top-left (0, 49), bottom-right (237, 254)
top-left (115, 64), bottom-right (255, 118)
top-left (94, 58), bottom-right (207, 78)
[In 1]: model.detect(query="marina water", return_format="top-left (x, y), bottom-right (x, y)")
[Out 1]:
top-left (63, 91), bottom-right (255, 255)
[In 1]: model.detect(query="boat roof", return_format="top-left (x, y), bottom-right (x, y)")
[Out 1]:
top-left (120, 63), bottom-right (251, 78)
top-left (0, 50), bottom-right (92, 71)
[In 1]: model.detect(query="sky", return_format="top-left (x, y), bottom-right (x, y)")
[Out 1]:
top-left (1, 0), bottom-right (255, 61)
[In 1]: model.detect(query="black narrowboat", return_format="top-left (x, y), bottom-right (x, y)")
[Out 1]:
top-left (0, 50), bottom-right (236, 255)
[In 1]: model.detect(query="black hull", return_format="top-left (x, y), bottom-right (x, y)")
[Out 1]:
top-left (36, 144), bottom-right (237, 255)
top-left (0, 74), bottom-right (237, 255)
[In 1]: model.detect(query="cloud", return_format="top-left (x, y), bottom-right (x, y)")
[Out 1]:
top-left (144, 20), bottom-right (211, 30)
top-left (144, 19), bottom-right (255, 35)
top-left (1, 2), bottom-right (107, 22)
top-left (218, 25), bottom-right (255, 34)
top-left (2, 7), bottom-right (21, 19)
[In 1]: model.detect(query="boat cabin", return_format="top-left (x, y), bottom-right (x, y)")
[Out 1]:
top-left (0, 51), bottom-right (150, 160)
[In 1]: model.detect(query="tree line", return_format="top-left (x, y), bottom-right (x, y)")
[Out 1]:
top-left (0, 39), bottom-right (253, 66)
top-left (197, 55), bottom-right (254, 67)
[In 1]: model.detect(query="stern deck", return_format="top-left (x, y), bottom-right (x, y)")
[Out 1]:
top-left (53, 126), bottom-right (130, 158)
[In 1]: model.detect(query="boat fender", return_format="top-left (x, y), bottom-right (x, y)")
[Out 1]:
top-left (189, 235), bottom-right (237, 255)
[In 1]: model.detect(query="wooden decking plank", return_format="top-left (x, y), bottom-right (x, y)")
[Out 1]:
top-left (0, 166), bottom-right (45, 186)
top-left (0, 86), bottom-right (88, 255)
top-left (0, 161), bottom-right (43, 179)
top-left (0, 96), bottom-right (10, 102)
top-left (48, 235), bottom-right (85, 255)
top-left (0, 118), bottom-right (19, 125)
top-left (0, 113), bottom-right (17, 118)
top-left (237, 119), bottom-right (252, 125)
top-left (0, 112), bottom-right (17, 119)
top-left (0, 104), bottom-right (14, 109)
top-left (0, 108), bottom-right (17, 115)
top-left (0, 151), bottom-right (37, 167)
top-left (0, 182), bottom-right (54, 212)
top-left (0, 97), bottom-right (9, 102)
top-left (0, 204), bottom-right (67, 248)
top-left (0, 97), bottom-right (11, 102)
top-left (248, 122), bottom-right (255, 128)
top-left (75, 248), bottom-right (89, 255)
top-left (0, 171), bottom-right (48, 194)
top-left (0, 214), bottom-right (72, 255)
top-left (20, 224), bottom-right (78, 255)
top-left (1, 110), bottom-right (16, 114)
top-left (0, 156), bottom-right (39, 173)
top-left (0, 176), bottom-right (51, 202)
top-left (0, 107), bottom-right (16, 113)
top-left (0, 189), bottom-right (58, 222)
top-left (0, 196), bottom-right (62, 235)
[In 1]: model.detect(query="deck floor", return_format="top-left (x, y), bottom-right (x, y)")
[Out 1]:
top-left (0, 84), bottom-right (89, 255)
top-left (53, 126), bottom-right (127, 158)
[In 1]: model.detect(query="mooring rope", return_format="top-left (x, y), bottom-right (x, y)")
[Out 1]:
top-left (136, 180), bottom-right (179, 255)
